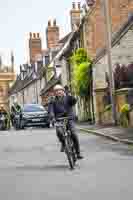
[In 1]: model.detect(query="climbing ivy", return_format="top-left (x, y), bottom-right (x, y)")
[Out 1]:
top-left (69, 48), bottom-right (92, 97)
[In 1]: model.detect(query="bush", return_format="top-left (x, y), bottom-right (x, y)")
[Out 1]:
top-left (106, 62), bottom-right (133, 89)
top-left (69, 48), bottom-right (92, 97)
top-left (119, 104), bottom-right (130, 128)
top-left (103, 104), bottom-right (112, 113)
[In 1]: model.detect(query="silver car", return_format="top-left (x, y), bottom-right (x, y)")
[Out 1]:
top-left (21, 104), bottom-right (50, 128)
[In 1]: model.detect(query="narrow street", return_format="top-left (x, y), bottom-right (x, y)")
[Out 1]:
top-left (0, 128), bottom-right (132, 200)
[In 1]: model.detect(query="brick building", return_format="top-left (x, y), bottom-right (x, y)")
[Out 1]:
top-left (0, 54), bottom-right (16, 110)
top-left (82, 0), bottom-right (133, 58)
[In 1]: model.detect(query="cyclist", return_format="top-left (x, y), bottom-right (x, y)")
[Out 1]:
top-left (11, 98), bottom-right (22, 126)
top-left (0, 105), bottom-right (10, 129)
top-left (49, 84), bottom-right (83, 159)
top-left (48, 96), bottom-right (55, 127)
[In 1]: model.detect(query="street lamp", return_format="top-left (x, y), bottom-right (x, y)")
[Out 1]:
top-left (102, 0), bottom-right (117, 125)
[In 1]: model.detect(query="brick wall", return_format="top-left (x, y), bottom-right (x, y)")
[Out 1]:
top-left (84, 0), bottom-right (133, 58)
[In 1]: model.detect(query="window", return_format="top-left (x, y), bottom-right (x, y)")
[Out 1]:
top-left (23, 104), bottom-right (45, 112)
top-left (45, 55), bottom-right (50, 66)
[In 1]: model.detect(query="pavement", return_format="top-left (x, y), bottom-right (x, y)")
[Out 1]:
top-left (76, 122), bottom-right (133, 145)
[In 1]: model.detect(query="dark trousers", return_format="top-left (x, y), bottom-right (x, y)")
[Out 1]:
top-left (56, 120), bottom-right (80, 155)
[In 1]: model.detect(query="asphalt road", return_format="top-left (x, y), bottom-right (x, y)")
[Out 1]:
top-left (0, 127), bottom-right (133, 200)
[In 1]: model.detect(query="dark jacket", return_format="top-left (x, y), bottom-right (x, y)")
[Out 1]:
top-left (49, 95), bottom-right (77, 119)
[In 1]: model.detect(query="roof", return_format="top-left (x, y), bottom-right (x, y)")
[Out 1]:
top-left (9, 63), bottom-right (45, 95)
top-left (40, 75), bottom-right (61, 96)
top-left (54, 31), bottom-right (79, 61)
top-left (58, 32), bottom-right (72, 44)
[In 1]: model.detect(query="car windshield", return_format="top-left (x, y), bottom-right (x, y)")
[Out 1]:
top-left (23, 105), bottom-right (45, 112)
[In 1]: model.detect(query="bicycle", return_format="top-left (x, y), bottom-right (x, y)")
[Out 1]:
top-left (55, 117), bottom-right (77, 170)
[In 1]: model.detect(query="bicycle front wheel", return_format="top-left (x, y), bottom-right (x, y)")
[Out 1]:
top-left (64, 137), bottom-right (75, 170)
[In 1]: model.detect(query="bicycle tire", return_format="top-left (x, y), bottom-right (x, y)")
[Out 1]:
top-left (65, 137), bottom-right (75, 170)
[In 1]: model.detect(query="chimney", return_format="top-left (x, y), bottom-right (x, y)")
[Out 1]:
top-left (86, 0), bottom-right (95, 7)
top-left (46, 19), bottom-right (60, 49)
top-left (29, 32), bottom-right (42, 64)
top-left (30, 32), bottom-right (32, 38)
top-left (70, 2), bottom-right (81, 31)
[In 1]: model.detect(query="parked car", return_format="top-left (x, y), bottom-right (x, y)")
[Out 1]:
top-left (20, 104), bottom-right (50, 129)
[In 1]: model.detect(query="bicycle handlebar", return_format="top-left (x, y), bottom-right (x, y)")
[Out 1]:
top-left (56, 117), bottom-right (70, 121)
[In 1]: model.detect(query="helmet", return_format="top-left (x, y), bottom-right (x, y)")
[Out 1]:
top-left (53, 84), bottom-right (64, 91)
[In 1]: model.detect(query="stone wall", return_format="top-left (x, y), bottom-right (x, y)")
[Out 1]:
top-left (95, 87), bottom-right (133, 126)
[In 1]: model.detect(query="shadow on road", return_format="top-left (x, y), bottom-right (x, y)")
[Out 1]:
top-left (14, 164), bottom-right (72, 171)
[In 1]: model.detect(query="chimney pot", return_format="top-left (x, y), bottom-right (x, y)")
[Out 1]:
top-left (86, 0), bottom-right (95, 7)
top-left (30, 32), bottom-right (32, 38)
top-left (37, 33), bottom-right (40, 38)
top-left (48, 20), bottom-right (51, 26)
top-left (53, 19), bottom-right (56, 26)
top-left (78, 2), bottom-right (81, 9)
top-left (72, 2), bottom-right (75, 9)
top-left (33, 33), bottom-right (36, 38)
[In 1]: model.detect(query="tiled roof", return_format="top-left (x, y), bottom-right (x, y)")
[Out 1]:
top-left (57, 30), bottom-right (79, 60)
top-left (59, 32), bottom-right (72, 44)
top-left (9, 65), bottom-right (43, 95)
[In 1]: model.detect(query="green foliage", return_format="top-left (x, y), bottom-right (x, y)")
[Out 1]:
top-left (120, 104), bottom-right (130, 113)
top-left (69, 48), bottom-right (92, 97)
top-left (103, 104), bottom-right (112, 113)
top-left (119, 104), bottom-right (130, 128)
top-left (70, 48), bottom-right (91, 65)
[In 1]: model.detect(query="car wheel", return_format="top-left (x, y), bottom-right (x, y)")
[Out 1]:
top-left (47, 123), bottom-right (50, 128)
top-left (21, 126), bottom-right (25, 129)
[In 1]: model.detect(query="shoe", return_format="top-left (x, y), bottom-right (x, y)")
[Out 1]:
top-left (60, 145), bottom-right (65, 152)
top-left (77, 154), bottom-right (84, 159)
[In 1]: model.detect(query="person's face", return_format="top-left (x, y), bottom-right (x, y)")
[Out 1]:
top-left (55, 89), bottom-right (65, 97)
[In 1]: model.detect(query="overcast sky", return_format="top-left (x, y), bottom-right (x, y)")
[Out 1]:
top-left (0, 0), bottom-right (76, 71)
